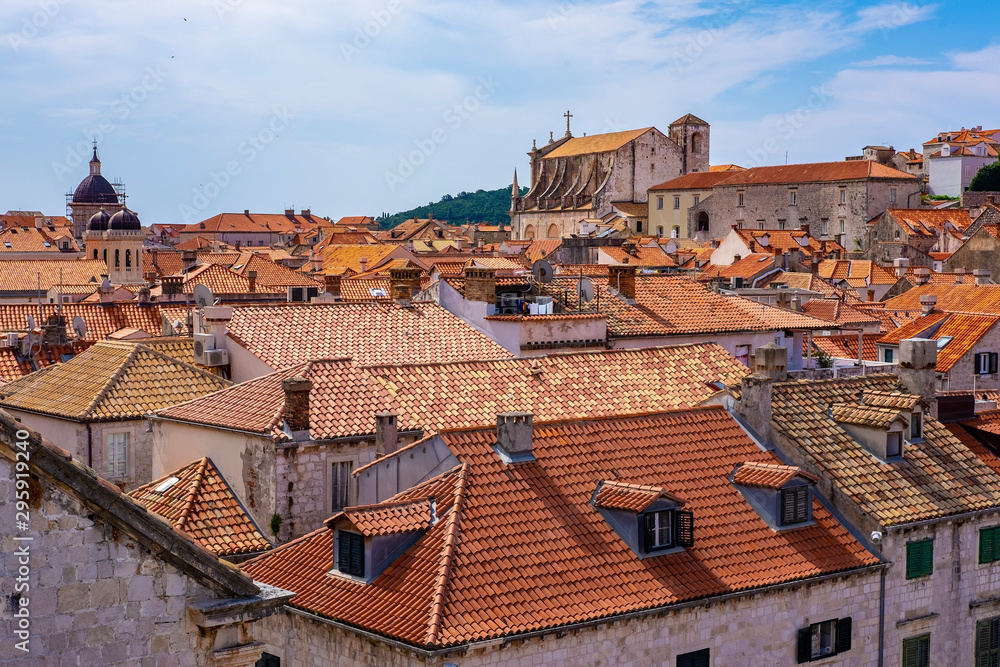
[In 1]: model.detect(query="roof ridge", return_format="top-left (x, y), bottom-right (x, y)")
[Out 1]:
top-left (424, 461), bottom-right (469, 646)
top-left (81, 342), bottom-right (139, 418)
top-left (174, 457), bottom-right (210, 531)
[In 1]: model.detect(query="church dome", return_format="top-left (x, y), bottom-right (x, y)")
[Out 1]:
top-left (73, 174), bottom-right (119, 205)
top-left (108, 208), bottom-right (141, 231)
top-left (87, 210), bottom-right (111, 232)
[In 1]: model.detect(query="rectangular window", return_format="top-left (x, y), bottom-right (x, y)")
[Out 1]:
top-left (779, 219), bottom-right (786, 230)
top-left (980, 526), bottom-right (1000, 563)
top-left (692, 195), bottom-right (700, 207)
top-left (642, 509), bottom-right (693, 552)
top-left (676, 648), bottom-right (710, 667)
top-left (657, 196), bottom-right (663, 210)
top-left (906, 539), bottom-right (933, 579)
top-left (840, 189), bottom-right (846, 204)
top-left (106, 432), bottom-right (128, 478)
top-left (977, 619), bottom-right (1000, 667)
top-left (886, 431), bottom-right (902, 458)
top-left (738, 193), bottom-right (744, 207)
top-left (890, 188), bottom-right (897, 203)
top-left (839, 219), bottom-right (845, 234)
top-left (331, 461), bottom-right (353, 512)
top-left (673, 196), bottom-right (680, 210)
top-left (780, 486), bottom-right (809, 525)
top-left (885, 349), bottom-right (894, 363)
top-left (790, 191), bottom-right (797, 206)
top-left (910, 414), bottom-right (922, 440)
top-left (901, 634), bottom-right (929, 667)
top-left (797, 617), bottom-right (851, 663)
top-left (822, 221), bottom-right (828, 236)
top-left (976, 352), bottom-right (999, 375)
top-left (255, 654), bottom-right (280, 667)
top-left (337, 531), bottom-right (364, 577)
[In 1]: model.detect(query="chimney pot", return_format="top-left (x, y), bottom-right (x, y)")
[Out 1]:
top-left (496, 412), bottom-right (534, 461)
top-left (898, 338), bottom-right (938, 418)
top-left (975, 268), bottom-right (992, 285)
top-left (389, 267), bottom-right (423, 306)
top-left (247, 270), bottom-right (257, 293)
top-left (324, 273), bottom-right (342, 299)
top-left (375, 412), bottom-right (398, 456)
top-left (282, 376), bottom-right (313, 438)
top-left (752, 342), bottom-right (787, 381)
top-left (919, 294), bottom-right (937, 314)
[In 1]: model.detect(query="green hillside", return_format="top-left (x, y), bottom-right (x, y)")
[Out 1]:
top-left (377, 186), bottom-right (528, 229)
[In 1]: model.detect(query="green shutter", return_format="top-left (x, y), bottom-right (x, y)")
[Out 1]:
top-left (982, 527), bottom-right (998, 564)
top-left (976, 618), bottom-right (1000, 667)
top-left (906, 540), bottom-right (933, 579)
top-left (902, 635), bottom-right (930, 667)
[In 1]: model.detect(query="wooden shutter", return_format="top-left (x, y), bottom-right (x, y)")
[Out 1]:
top-left (797, 626), bottom-right (813, 664)
top-left (991, 353), bottom-right (998, 375)
top-left (337, 531), bottom-right (350, 574)
top-left (977, 619), bottom-right (1000, 667)
top-left (836, 617), bottom-right (852, 654)
top-left (640, 513), bottom-right (654, 553)
top-left (349, 533), bottom-right (364, 576)
top-left (675, 510), bottom-right (694, 547)
top-left (982, 528), bottom-right (997, 564)
top-left (676, 648), bottom-right (709, 667)
top-left (906, 540), bottom-right (932, 579)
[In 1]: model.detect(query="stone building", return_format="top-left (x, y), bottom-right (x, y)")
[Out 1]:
top-left (689, 161), bottom-right (920, 249)
top-left (84, 208), bottom-right (146, 284)
top-left (510, 114), bottom-right (710, 240)
top-left (734, 341), bottom-right (1000, 667)
top-left (0, 340), bottom-right (230, 492)
top-left (242, 407), bottom-right (883, 666)
top-left (646, 170), bottom-right (736, 239)
top-left (923, 127), bottom-right (1000, 197)
top-left (67, 147), bottom-right (124, 239)
top-left (0, 412), bottom-right (290, 665)
top-left (865, 208), bottom-right (974, 264)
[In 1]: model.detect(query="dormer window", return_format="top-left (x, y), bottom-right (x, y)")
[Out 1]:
top-left (910, 413), bottom-right (922, 441)
top-left (592, 480), bottom-right (692, 557)
top-left (731, 461), bottom-right (818, 530)
top-left (337, 530), bottom-right (364, 577)
top-left (886, 431), bottom-right (902, 458)
top-left (780, 486), bottom-right (809, 526)
top-left (644, 510), bottom-right (674, 550)
top-left (328, 498), bottom-right (434, 582)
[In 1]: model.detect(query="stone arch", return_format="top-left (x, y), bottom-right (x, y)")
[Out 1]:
top-left (547, 223), bottom-right (560, 239)
top-left (691, 132), bottom-right (702, 154)
top-left (523, 225), bottom-right (535, 240)
top-left (697, 211), bottom-right (710, 232)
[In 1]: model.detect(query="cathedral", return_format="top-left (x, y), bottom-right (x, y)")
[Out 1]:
top-left (509, 113), bottom-right (710, 239)
top-left (68, 146), bottom-right (124, 239)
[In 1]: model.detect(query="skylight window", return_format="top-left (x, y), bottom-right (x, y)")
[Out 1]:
top-left (43, 242), bottom-right (51, 247)
top-left (370, 288), bottom-right (388, 297)
top-left (154, 476), bottom-right (181, 493)
top-left (3, 243), bottom-right (10, 248)
top-left (936, 336), bottom-right (953, 349)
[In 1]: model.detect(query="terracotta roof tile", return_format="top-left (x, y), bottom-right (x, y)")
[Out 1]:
top-left (883, 284), bottom-right (1000, 315)
top-left (800, 298), bottom-right (882, 327)
top-left (885, 208), bottom-right (973, 237)
top-left (593, 480), bottom-right (678, 512)
top-left (732, 461), bottom-right (816, 489)
top-left (879, 312), bottom-right (999, 372)
top-left (0, 259), bottom-right (105, 293)
top-left (543, 128), bottom-right (652, 158)
top-left (129, 457), bottom-right (271, 556)
top-left (831, 402), bottom-right (907, 429)
top-left (715, 161), bottom-right (917, 186)
top-left (243, 408), bottom-right (878, 648)
top-left (649, 171), bottom-right (740, 191)
top-left (334, 499), bottom-right (434, 537)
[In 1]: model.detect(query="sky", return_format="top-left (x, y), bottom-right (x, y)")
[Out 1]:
top-left (2, 0), bottom-right (999, 225)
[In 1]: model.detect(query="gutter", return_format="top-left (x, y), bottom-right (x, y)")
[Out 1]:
top-left (883, 504), bottom-right (1000, 534)
top-left (283, 563), bottom-right (886, 659)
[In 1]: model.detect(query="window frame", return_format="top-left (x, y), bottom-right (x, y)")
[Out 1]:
top-left (673, 196), bottom-right (680, 210)
top-left (885, 348), bottom-right (894, 363)
top-left (906, 539), bottom-right (933, 579)
top-left (337, 530), bottom-right (365, 577)
top-left (646, 509), bottom-right (674, 550)
top-left (780, 486), bottom-right (809, 526)
top-left (737, 192), bottom-right (744, 207)
top-left (330, 459), bottom-right (354, 514)
top-left (980, 526), bottom-right (1000, 564)
top-left (692, 195), bottom-right (700, 207)
top-left (886, 431), bottom-right (903, 458)
top-left (106, 431), bottom-right (129, 479)
top-left (977, 616), bottom-right (1000, 666)
top-left (976, 352), bottom-right (999, 375)
top-left (657, 196), bottom-right (664, 210)
top-left (796, 617), bottom-right (851, 663)
top-left (789, 190), bottom-right (797, 206)
top-left (910, 413), bottom-right (922, 441)
top-left (839, 188), bottom-right (846, 204)
top-left (640, 508), bottom-right (693, 554)
top-left (676, 647), bottom-right (710, 667)
top-left (901, 633), bottom-right (929, 667)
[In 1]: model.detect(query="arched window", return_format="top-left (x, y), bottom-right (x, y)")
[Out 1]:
top-left (523, 225), bottom-right (535, 240)
top-left (93, 249), bottom-right (98, 260)
top-left (125, 249), bottom-right (131, 268)
top-left (657, 226), bottom-right (664, 237)
top-left (115, 249), bottom-right (120, 268)
top-left (547, 224), bottom-right (560, 239)
top-left (691, 133), bottom-right (701, 154)
top-left (697, 212), bottom-right (710, 232)
top-left (671, 226), bottom-right (680, 238)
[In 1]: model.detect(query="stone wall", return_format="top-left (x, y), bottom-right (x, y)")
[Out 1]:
top-left (945, 226), bottom-right (1000, 277)
top-left (256, 570), bottom-right (882, 666)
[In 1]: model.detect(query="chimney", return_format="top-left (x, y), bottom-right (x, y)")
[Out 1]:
top-left (98, 278), bottom-right (114, 305)
top-left (752, 342), bottom-right (788, 381)
top-left (244, 209), bottom-right (250, 216)
top-left (913, 267), bottom-right (930, 285)
top-left (358, 256), bottom-right (368, 274)
top-left (144, 270), bottom-right (158, 287)
top-left (810, 257), bottom-right (819, 275)
top-left (309, 252), bottom-right (322, 273)
top-left (496, 412), bottom-right (534, 462)
top-left (181, 250), bottom-right (197, 271)
top-left (161, 275), bottom-right (183, 298)
top-left (34, 216), bottom-right (42, 230)
top-left (790, 294), bottom-right (802, 312)
top-left (464, 267), bottom-right (496, 304)
top-left (919, 294), bottom-right (937, 315)
top-left (136, 285), bottom-right (151, 306)
top-left (893, 257), bottom-right (910, 278)
top-left (898, 338), bottom-right (937, 418)
top-left (975, 268), bottom-right (992, 285)
top-left (282, 376), bottom-right (312, 439)
top-left (733, 254), bottom-right (742, 262)
top-left (202, 306), bottom-right (234, 349)
top-left (389, 267), bottom-right (423, 306)
top-left (375, 412), bottom-right (398, 456)
top-left (284, 209), bottom-right (295, 220)
top-left (324, 273), bottom-right (342, 299)
top-left (247, 270), bottom-right (257, 293)
top-left (608, 264), bottom-right (637, 302)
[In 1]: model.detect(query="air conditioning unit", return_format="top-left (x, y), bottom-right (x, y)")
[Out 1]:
top-left (5, 332), bottom-right (17, 347)
top-left (288, 286), bottom-right (306, 302)
top-left (501, 293), bottom-right (518, 307)
top-left (193, 333), bottom-right (215, 364)
top-left (501, 306), bottom-right (518, 315)
top-left (203, 348), bottom-right (229, 366)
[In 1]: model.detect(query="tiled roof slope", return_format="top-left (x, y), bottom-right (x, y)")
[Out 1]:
top-left (714, 161), bottom-right (916, 185)
top-left (233, 253), bottom-right (321, 288)
top-left (650, 171), bottom-right (739, 191)
top-left (129, 457), bottom-right (271, 556)
top-left (883, 284), bottom-right (1000, 315)
top-left (0, 259), bottom-right (106, 293)
top-left (543, 128), bottom-right (652, 158)
top-left (0, 303), bottom-right (182, 341)
top-left (944, 423), bottom-right (1000, 477)
top-left (732, 461), bottom-right (816, 489)
top-left (593, 480), bottom-right (674, 511)
top-left (159, 344), bottom-right (747, 438)
top-left (242, 408), bottom-right (878, 648)
top-left (810, 333), bottom-right (883, 361)
top-left (801, 298), bottom-right (883, 328)
top-left (885, 208), bottom-right (973, 237)
top-left (225, 302), bottom-right (511, 369)
top-left (335, 499), bottom-right (433, 537)
top-left (0, 341), bottom-right (231, 420)
top-left (818, 260), bottom-right (897, 286)
top-left (0, 226), bottom-right (77, 253)
top-left (879, 312), bottom-right (999, 372)
top-left (770, 375), bottom-right (1000, 525)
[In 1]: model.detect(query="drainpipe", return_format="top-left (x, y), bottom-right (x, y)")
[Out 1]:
top-left (878, 567), bottom-right (886, 667)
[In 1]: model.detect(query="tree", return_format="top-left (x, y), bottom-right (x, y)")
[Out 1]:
top-left (969, 162), bottom-right (1000, 191)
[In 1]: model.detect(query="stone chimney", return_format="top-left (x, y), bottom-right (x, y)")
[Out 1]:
top-left (375, 412), bottom-right (398, 457)
top-left (136, 286), bottom-right (151, 306)
top-left (161, 276), bottom-right (183, 298)
top-left (790, 294), bottom-right (802, 312)
top-left (309, 252), bottom-right (323, 273)
top-left (144, 271), bottom-right (158, 287)
top-left (389, 267), bottom-right (423, 306)
top-left (608, 264), bottom-right (637, 302)
top-left (913, 267), bottom-right (930, 285)
top-left (496, 412), bottom-right (534, 462)
top-left (34, 216), bottom-right (43, 230)
top-left (919, 294), bottom-right (937, 315)
top-left (247, 270), bottom-right (257, 293)
top-left (98, 278), bottom-right (114, 305)
top-left (282, 376), bottom-right (312, 439)
top-left (810, 257), bottom-right (819, 275)
top-left (733, 254), bottom-right (742, 262)
top-left (181, 250), bottom-right (198, 271)
top-left (284, 209), bottom-right (295, 220)
top-left (464, 267), bottom-right (496, 304)
top-left (358, 256), bottom-right (368, 274)
top-left (752, 342), bottom-right (788, 381)
top-left (898, 338), bottom-right (937, 418)
top-left (893, 257), bottom-right (910, 278)
top-left (324, 274), bottom-right (342, 299)
top-left (975, 268), bottom-right (992, 285)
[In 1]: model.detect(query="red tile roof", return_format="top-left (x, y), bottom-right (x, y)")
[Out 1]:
top-left (883, 284), bottom-right (1000, 315)
top-left (649, 171), bottom-right (740, 191)
top-left (0, 259), bottom-right (105, 293)
top-left (593, 480), bottom-right (679, 511)
top-left (800, 298), bottom-right (883, 327)
top-left (732, 461), bottom-right (817, 489)
top-left (333, 499), bottom-right (433, 537)
top-left (810, 333), bottom-right (883, 362)
top-left (243, 408), bottom-right (878, 648)
top-left (818, 260), bottom-right (897, 286)
top-left (543, 128), bottom-right (652, 158)
top-left (129, 457), bottom-right (272, 556)
top-left (879, 312), bottom-right (999, 372)
top-left (884, 209), bottom-right (973, 237)
top-left (714, 161), bottom-right (916, 186)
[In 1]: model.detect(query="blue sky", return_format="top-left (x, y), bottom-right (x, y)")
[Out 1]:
top-left (2, 0), bottom-right (998, 224)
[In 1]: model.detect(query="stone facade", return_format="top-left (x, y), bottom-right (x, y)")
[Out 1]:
top-left (691, 176), bottom-right (919, 250)
top-left (255, 569), bottom-right (882, 666)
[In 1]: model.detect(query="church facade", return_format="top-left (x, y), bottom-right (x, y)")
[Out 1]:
top-left (510, 114), bottom-right (710, 239)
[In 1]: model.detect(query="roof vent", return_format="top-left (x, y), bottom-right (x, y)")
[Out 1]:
top-left (494, 412), bottom-right (534, 463)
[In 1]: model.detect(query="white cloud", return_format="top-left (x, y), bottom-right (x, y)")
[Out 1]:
top-left (851, 54), bottom-right (932, 67)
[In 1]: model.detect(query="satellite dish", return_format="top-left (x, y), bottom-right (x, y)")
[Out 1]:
top-left (173, 320), bottom-right (184, 334)
top-left (26, 315), bottom-right (35, 331)
top-left (577, 277), bottom-right (595, 304)
top-left (193, 284), bottom-right (215, 308)
top-left (71, 316), bottom-right (87, 339)
top-left (532, 259), bottom-right (554, 284)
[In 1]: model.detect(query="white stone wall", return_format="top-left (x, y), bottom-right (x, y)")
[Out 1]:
top-left (256, 570), bottom-right (882, 666)
top-left (0, 454), bottom-right (217, 665)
